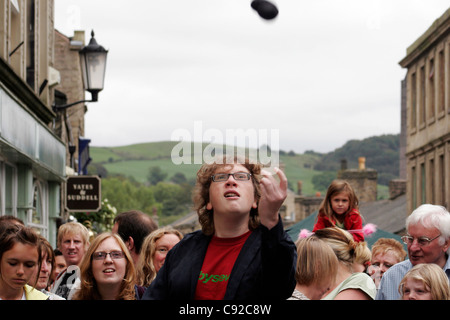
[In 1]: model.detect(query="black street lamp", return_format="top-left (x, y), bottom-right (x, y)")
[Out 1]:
top-left (53, 30), bottom-right (108, 112)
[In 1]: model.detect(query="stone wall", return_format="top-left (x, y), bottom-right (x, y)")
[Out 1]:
top-left (337, 168), bottom-right (378, 203)
top-left (389, 179), bottom-right (406, 200)
top-left (294, 196), bottom-right (323, 221)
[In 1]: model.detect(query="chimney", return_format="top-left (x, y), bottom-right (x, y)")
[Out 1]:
top-left (358, 157), bottom-right (366, 170)
top-left (341, 159), bottom-right (347, 170)
top-left (297, 181), bottom-right (302, 195)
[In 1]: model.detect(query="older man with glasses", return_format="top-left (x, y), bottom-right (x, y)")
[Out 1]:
top-left (376, 204), bottom-right (450, 300)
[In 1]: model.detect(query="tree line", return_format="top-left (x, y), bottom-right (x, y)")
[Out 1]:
top-left (77, 166), bottom-right (195, 228)
top-left (312, 134), bottom-right (400, 187)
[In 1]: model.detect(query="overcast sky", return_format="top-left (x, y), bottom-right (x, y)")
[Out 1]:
top-left (54, 1), bottom-right (449, 154)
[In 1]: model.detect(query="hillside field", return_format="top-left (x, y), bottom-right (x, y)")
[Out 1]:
top-left (90, 141), bottom-right (324, 195)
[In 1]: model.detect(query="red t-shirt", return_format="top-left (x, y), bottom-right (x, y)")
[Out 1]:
top-left (195, 230), bottom-right (252, 300)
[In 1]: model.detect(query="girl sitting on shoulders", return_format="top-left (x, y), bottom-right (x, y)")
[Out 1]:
top-left (313, 180), bottom-right (364, 242)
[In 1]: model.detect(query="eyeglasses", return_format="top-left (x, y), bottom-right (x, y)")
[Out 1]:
top-left (401, 234), bottom-right (441, 246)
top-left (92, 251), bottom-right (125, 260)
top-left (211, 172), bottom-right (252, 182)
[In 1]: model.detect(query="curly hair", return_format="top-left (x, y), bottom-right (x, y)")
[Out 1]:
top-left (192, 155), bottom-right (262, 236)
top-left (136, 226), bottom-right (183, 287)
top-left (371, 238), bottom-right (407, 263)
top-left (73, 233), bottom-right (136, 300)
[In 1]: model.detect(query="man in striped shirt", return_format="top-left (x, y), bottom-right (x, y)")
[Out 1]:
top-left (376, 204), bottom-right (450, 300)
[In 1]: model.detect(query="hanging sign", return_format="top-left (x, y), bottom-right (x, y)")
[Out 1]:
top-left (65, 176), bottom-right (101, 212)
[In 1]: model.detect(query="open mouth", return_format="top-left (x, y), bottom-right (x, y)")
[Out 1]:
top-left (224, 191), bottom-right (240, 198)
top-left (103, 268), bottom-right (115, 274)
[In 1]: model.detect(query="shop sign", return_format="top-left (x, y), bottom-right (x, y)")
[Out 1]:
top-left (66, 176), bottom-right (101, 212)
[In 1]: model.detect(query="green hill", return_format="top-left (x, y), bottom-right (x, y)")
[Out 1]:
top-left (88, 134), bottom-right (399, 197)
top-left (89, 141), bottom-right (323, 195)
top-left (313, 134), bottom-right (400, 185)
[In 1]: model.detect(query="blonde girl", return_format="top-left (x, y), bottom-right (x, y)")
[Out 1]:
top-left (136, 226), bottom-right (183, 287)
top-left (399, 263), bottom-right (450, 300)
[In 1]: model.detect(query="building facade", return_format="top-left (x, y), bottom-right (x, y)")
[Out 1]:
top-left (399, 8), bottom-right (450, 214)
top-left (0, 0), bottom-right (65, 245)
top-left (0, 0), bottom-right (90, 246)
top-left (53, 30), bottom-right (87, 175)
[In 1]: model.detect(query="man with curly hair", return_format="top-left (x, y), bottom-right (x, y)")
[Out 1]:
top-left (142, 155), bottom-right (296, 300)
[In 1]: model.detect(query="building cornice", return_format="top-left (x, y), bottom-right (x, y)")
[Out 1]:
top-left (399, 8), bottom-right (450, 68)
top-left (405, 131), bottom-right (450, 158)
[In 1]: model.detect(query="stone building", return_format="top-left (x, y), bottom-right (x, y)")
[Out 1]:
top-left (0, 0), bottom-right (65, 245)
top-left (337, 157), bottom-right (378, 203)
top-left (283, 157), bottom-right (379, 228)
top-left (399, 8), bottom-right (450, 213)
top-left (53, 29), bottom-right (95, 222)
top-left (53, 30), bottom-right (87, 175)
top-left (0, 0), bottom-right (91, 245)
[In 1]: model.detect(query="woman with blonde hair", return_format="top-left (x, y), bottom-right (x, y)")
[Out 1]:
top-left (72, 232), bottom-right (137, 300)
top-left (136, 226), bottom-right (183, 287)
top-left (314, 227), bottom-right (377, 300)
top-left (399, 263), bottom-right (450, 300)
top-left (353, 242), bottom-right (372, 273)
top-left (289, 236), bottom-right (339, 300)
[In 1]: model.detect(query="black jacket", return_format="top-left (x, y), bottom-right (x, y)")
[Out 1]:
top-left (142, 218), bottom-right (296, 300)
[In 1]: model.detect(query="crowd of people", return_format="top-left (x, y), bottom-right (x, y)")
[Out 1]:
top-left (0, 155), bottom-right (449, 301)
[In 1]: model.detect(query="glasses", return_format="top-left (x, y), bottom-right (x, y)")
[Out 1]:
top-left (401, 234), bottom-right (441, 246)
top-left (92, 251), bottom-right (125, 260)
top-left (211, 172), bottom-right (252, 182)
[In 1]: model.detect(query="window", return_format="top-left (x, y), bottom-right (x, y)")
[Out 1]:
top-left (26, 0), bottom-right (36, 90)
top-left (28, 180), bottom-right (48, 237)
top-left (429, 158), bottom-right (435, 204)
top-left (419, 65), bottom-right (426, 127)
top-left (411, 72), bottom-right (417, 130)
top-left (411, 166), bottom-right (417, 210)
top-left (0, 161), bottom-right (18, 216)
top-left (9, 0), bottom-right (22, 72)
top-left (439, 154), bottom-right (445, 206)
top-left (437, 49), bottom-right (445, 115)
top-left (420, 162), bottom-right (426, 204)
top-left (428, 58), bottom-right (435, 121)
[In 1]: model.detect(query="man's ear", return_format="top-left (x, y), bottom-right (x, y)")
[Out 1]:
top-left (442, 238), bottom-right (450, 254)
top-left (126, 236), bottom-right (135, 251)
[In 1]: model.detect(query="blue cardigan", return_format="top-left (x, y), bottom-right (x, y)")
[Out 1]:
top-left (141, 219), bottom-right (297, 300)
